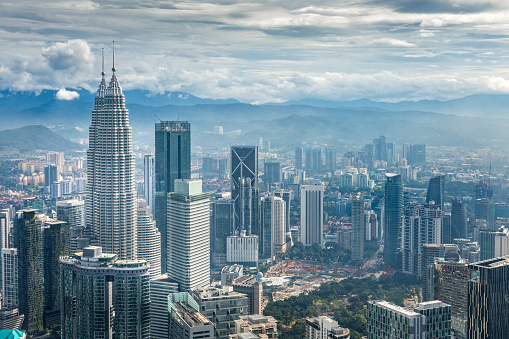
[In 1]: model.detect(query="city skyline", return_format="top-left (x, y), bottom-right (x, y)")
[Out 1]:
top-left (1, 1), bottom-right (509, 104)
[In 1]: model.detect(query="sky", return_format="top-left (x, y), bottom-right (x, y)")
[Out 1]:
top-left (1, 0), bottom-right (509, 103)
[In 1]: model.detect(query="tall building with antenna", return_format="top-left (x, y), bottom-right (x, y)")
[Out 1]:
top-left (86, 43), bottom-right (138, 259)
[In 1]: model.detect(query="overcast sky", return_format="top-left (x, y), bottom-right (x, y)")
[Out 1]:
top-left (1, 0), bottom-right (509, 103)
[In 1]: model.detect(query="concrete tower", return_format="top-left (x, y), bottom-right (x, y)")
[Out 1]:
top-left (86, 45), bottom-right (137, 259)
top-left (167, 179), bottom-right (210, 291)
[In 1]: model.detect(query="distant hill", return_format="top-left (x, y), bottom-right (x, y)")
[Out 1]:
top-left (0, 125), bottom-right (84, 153)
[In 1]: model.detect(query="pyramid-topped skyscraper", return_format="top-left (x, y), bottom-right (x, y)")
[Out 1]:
top-left (86, 44), bottom-right (137, 259)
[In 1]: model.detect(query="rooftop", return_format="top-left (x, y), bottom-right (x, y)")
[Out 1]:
top-left (0, 329), bottom-right (25, 339)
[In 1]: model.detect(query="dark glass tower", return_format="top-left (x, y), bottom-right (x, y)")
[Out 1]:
top-left (231, 146), bottom-right (259, 236)
top-left (451, 199), bottom-right (467, 240)
top-left (210, 199), bottom-right (235, 268)
top-left (155, 121), bottom-right (191, 274)
top-left (15, 209), bottom-right (43, 335)
top-left (384, 174), bottom-right (403, 268)
top-left (426, 175), bottom-right (445, 209)
top-left (264, 161), bottom-right (281, 184)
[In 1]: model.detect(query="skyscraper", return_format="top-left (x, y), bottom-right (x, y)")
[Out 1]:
top-left (86, 49), bottom-right (137, 260)
top-left (144, 154), bottom-right (155, 215)
top-left (451, 199), bottom-right (467, 240)
top-left (305, 148), bottom-right (322, 171)
top-left (264, 160), bottom-right (281, 184)
top-left (136, 199), bottom-right (161, 278)
top-left (155, 121), bottom-right (191, 273)
top-left (300, 183), bottom-right (324, 247)
top-left (384, 173), bottom-right (403, 268)
top-left (15, 209), bottom-right (43, 335)
top-left (56, 199), bottom-right (85, 253)
top-left (351, 192), bottom-right (365, 262)
top-left (167, 179), bottom-right (210, 291)
top-left (274, 190), bottom-right (292, 235)
top-left (324, 147), bottom-right (337, 172)
top-left (479, 226), bottom-right (509, 261)
top-left (426, 175), bottom-right (444, 209)
top-left (231, 146), bottom-right (259, 236)
top-left (295, 147), bottom-right (303, 169)
top-left (60, 246), bottom-right (150, 338)
top-left (42, 220), bottom-right (69, 328)
top-left (260, 196), bottom-right (286, 259)
top-left (44, 165), bottom-right (58, 187)
top-left (468, 256), bottom-right (509, 338)
top-left (1, 248), bottom-right (18, 308)
top-left (211, 198), bottom-right (235, 268)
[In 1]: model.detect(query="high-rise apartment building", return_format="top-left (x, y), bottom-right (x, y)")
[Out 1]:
top-left (305, 148), bottom-right (322, 171)
top-left (468, 256), bottom-right (509, 338)
top-left (136, 199), bottom-right (161, 278)
top-left (143, 154), bottom-right (155, 215)
top-left (167, 179), bottom-right (210, 291)
top-left (15, 209), bottom-right (43, 335)
top-left (367, 300), bottom-right (451, 339)
top-left (155, 121), bottom-right (191, 273)
top-left (479, 226), bottom-right (509, 261)
top-left (300, 183), bottom-right (324, 247)
top-left (56, 199), bottom-right (85, 253)
top-left (295, 147), bottom-right (303, 169)
top-left (231, 146), bottom-right (259, 236)
top-left (384, 174), bottom-right (403, 268)
top-left (260, 196), bottom-right (286, 259)
top-left (60, 246), bottom-right (150, 339)
top-left (0, 209), bottom-right (12, 249)
top-left (401, 203), bottom-right (442, 277)
top-left (451, 199), bottom-right (467, 240)
top-left (86, 55), bottom-right (137, 260)
top-left (274, 190), bottom-right (292, 235)
top-left (1, 248), bottom-right (18, 308)
top-left (264, 160), bottom-right (281, 184)
top-left (42, 220), bottom-right (69, 328)
top-left (324, 147), bottom-right (337, 172)
top-left (351, 192), bottom-right (365, 262)
top-left (211, 198), bottom-right (235, 269)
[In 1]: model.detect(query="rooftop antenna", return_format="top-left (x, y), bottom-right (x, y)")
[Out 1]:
top-left (176, 115), bottom-right (180, 122)
top-left (112, 41), bottom-right (116, 73)
top-left (154, 115), bottom-right (162, 122)
top-left (101, 47), bottom-right (105, 77)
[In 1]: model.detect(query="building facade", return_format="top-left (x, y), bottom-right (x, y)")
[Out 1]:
top-left (384, 174), bottom-right (403, 268)
top-left (86, 58), bottom-right (137, 260)
top-left (136, 199), bottom-right (161, 278)
top-left (351, 192), bottom-right (364, 262)
top-left (143, 154), bottom-right (155, 215)
top-left (155, 120), bottom-right (191, 273)
top-left (167, 179), bottom-right (210, 291)
top-left (60, 246), bottom-right (150, 339)
top-left (300, 183), bottom-right (324, 247)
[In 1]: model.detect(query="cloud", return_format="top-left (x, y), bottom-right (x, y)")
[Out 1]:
top-left (420, 18), bottom-right (447, 27)
top-left (372, 38), bottom-right (415, 47)
top-left (56, 89), bottom-right (80, 100)
top-left (42, 39), bottom-right (95, 71)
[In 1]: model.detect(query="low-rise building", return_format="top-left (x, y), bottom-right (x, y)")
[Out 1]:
top-left (233, 315), bottom-right (277, 339)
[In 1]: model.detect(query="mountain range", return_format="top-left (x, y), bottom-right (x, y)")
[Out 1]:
top-left (1, 89), bottom-right (509, 150)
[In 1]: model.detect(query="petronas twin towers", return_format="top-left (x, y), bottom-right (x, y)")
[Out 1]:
top-left (86, 47), bottom-right (137, 259)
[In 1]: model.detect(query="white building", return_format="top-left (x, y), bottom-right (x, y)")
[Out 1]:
top-left (167, 179), bottom-right (210, 291)
top-left (306, 316), bottom-right (350, 339)
top-left (1, 248), bottom-right (18, 308)
top-left (300, 183), bottom-right (324, 247)
top-left (85, 60), bottom-right (138, 260)
top-left (227, 231), bottom-right (259, 267)
top-left (137, 199), bottom-right (161, 278)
